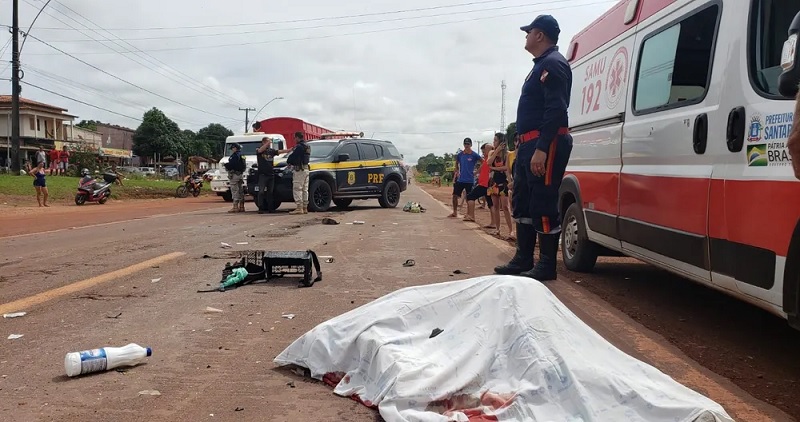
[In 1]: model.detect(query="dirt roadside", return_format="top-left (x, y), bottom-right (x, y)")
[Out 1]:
top-left (0, 196), bottom-right (229, 238)
top-left (420, 183), bottom-right (800, 421)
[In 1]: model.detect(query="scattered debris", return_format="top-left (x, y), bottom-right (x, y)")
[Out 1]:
top-left (424, 246), bottom-right (440, 251)
top-left (236, 242), bottom-right (249, 245)
top-left (138, 390), bottom-right (161, 396)
top-left (319, 255), bottom-right (335, 263)
top-left (7, 334), bottom-right (23, 340)
top-left (453, 270), bottom-right (466, 274)
top-left (353, 221), bottom-right (365, 225)
top-left (235, 407), bottom-right (245, 412)
top-left (3, 312), bottom-right (26, 319)
top-left (321, 217), bottom-right (339, 225)
top-left (287, 381), bottom-right (296, 388)
top-left (574, 280), bottom-right (582, 284)
top-left (403, 201), bottom-right (426, 213)
top-left (430, 328), bottom-right (444, 338)
top-left (282, 314), bottom-right (296, 320)
top-left (106, 312), bottom-right (123, 319)
top-left (220, 242), bottom-right (232, 249)
top-left (151, 278), bottom-right (161, 283)
top-left (291, 367), bottom-right (306, 377)
top-left (403, 259), bottom-right (416, 267)
top-left (205, 307), bottom-right (224, 314)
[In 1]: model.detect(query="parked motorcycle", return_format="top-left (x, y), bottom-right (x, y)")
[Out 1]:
top-left (176, 172), bottom-right (211, 198)
top-left (75, 169), bottom-right (117, 205)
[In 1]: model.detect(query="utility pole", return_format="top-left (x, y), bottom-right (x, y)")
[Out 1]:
top-left (238, 107), bottom-right (255, 134)
top-left (10, 0), bottom-right (21, 173)
top-left (500, 80), bottom-right (507, 132)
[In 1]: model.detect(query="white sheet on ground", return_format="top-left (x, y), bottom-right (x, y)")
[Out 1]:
top-left (274, 275), bottom-right (735, 422)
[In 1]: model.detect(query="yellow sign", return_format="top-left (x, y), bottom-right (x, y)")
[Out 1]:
top-left (99, 147), bottom-right (132, 158)
top-left (347, 171), bottom-right (356, 185)
top-left (445, 161), bottom-right (456, 171)
top-left (367, 173), bottom-right (384, 184)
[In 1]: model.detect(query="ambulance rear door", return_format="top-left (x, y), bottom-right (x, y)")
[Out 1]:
top-left (708, 0), bottom-right (800, 313)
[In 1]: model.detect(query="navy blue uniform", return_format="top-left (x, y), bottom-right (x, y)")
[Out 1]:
top-left (512, 45), bottom-right (573, 235)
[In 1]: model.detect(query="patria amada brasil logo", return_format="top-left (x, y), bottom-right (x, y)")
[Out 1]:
top-left (747, 144), bottom-right (768, 167)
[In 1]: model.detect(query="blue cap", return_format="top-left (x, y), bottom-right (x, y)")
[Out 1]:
top-left (146, 347), bottom-right (152, 357)
top-left (521, 15), bottom-right (561, 41)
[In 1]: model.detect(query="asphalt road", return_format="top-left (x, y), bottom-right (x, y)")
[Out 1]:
top-left (0, 186), bottom-right (791, 421)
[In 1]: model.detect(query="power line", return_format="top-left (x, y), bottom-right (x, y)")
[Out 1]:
top-left (24, 33), bottom-right (240, 121)
top-left (21, 0), bottom-right (244, 108)
top-left (27, 0), bottom-right (519, 31)
top-left (22, 0), bottom-right (615, 55)
top-left (23, 64), bottom-right (204, 126)
top-left (49, 0), bottom-right (245, 107)
top-left (36, 0), bottom-right (590, 43)
top-left (22, 81), bottom-right (143, 121)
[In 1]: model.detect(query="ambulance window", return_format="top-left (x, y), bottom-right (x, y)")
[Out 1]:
top-left (633, 4), bottom-right (720, 112)
top-left (360, 144), bottom-right (380, 160)
top-left (749, 0), bottom-right (799, 97)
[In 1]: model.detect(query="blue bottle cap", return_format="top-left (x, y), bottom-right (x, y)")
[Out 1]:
top-left (146, 347), bottom-right (152, 357)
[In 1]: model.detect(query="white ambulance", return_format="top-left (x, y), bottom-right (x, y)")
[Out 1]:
top-left (211, 133), bottom-right (286, 202)
top-left (560, 0), bottom-right (800, 330)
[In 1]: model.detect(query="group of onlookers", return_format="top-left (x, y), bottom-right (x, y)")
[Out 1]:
top-left (449, 133), bottom-right (517, 240)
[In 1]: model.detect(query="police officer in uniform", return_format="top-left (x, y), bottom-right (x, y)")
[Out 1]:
top-left (286, 132), bottom-right (311, 214)
top-left (495, 15), bottom-right (573, 281)
top-left (224, 143), bottom-right (247, 213)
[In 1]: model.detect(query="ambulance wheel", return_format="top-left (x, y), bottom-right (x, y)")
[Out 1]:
top-left (333, 199), bottom-right (352, 209)
top-left (561, 202), bottom-right (598, 272)
top-left (308, 179), bottom-right (332, 212)
top-left (379, 180), bottom-right (401, 208)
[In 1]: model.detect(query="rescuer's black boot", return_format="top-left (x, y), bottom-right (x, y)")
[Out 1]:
top-left (494, 223), bottom-right (535, 275)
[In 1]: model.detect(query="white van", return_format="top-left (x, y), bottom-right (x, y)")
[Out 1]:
top-left (211, 133), bottom-right (286, 202)
top-left (561, 0), bottom-right (800, 330)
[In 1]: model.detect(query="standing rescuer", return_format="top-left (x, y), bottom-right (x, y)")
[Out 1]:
top-left (495, 14), bottom-right (573, 281)
top-left (224, 143), bottom-right (247, 213)
top-left (286, 131), bottom-right (311, 214)
top-left (255, 136), bottom-right (282, 214)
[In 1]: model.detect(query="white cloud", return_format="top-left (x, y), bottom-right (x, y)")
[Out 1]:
top-left (0, 0), bottom-right (614, 163)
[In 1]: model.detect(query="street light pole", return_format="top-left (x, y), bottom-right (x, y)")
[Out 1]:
top-left (10, 0), bottom-right (53, 174)
top-left (250, 96), bottom-right (284, 126)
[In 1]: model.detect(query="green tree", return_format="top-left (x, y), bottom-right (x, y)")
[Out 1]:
top-left (68, 142), bottom-right (100, 176)
top-left (76, 120), bottom-right (104, 132)
top-left (132, 108), bottom-right (184, 159)
top-left (197, 123), bottom-right (233, 158)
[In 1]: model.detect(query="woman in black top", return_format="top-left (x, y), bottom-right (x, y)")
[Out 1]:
top-left (487, 133), bottom-right (515, 240)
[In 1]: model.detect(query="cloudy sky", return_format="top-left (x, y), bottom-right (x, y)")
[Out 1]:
top-left (1, 0), bottom-right (616, 163)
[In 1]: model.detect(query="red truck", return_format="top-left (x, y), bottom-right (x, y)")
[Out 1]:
top-left (251, 117), bottom-right (333, 149)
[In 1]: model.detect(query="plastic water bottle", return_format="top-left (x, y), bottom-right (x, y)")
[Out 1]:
top-left (64, 343), bottom-right (152, 377)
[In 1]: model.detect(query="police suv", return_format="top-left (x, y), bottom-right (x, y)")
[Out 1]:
top-left (561, 0), bottom-right (800, 330)
top-left (246, 136), bottom-right (408, 212)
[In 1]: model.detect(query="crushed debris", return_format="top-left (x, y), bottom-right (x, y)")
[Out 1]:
top-left (403, 259), bottom-right (416, 267)
top-left (205, 307), bottom-right (224, 314)
top-left (106, 312), bottom-right (123, 319)
top-left (220, 242), bottom-right (232, 249)
top-left (3, 312), bottom-right (26, 319)
top-left (138, 390), bottom-right (161, 396)
top-left (282, 314), bottom-right (296, 320)
top-left (321, 218), bottom-right (339, 225)
top-left (7, 334), bottom-right (23, 340)
top-left (151, 278), bottom-right (161, 283)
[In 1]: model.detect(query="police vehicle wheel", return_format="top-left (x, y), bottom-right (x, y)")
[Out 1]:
top-left (561, 202), bottom-right (598, 272)
top-left (221, 191), bottom-right (233, 202)
top-left (379, 180), bottom-right (401, 208)
top-left (333, 199), bottom-right (352, 209)
top-left (308, 179), bottom-right (332, 212)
